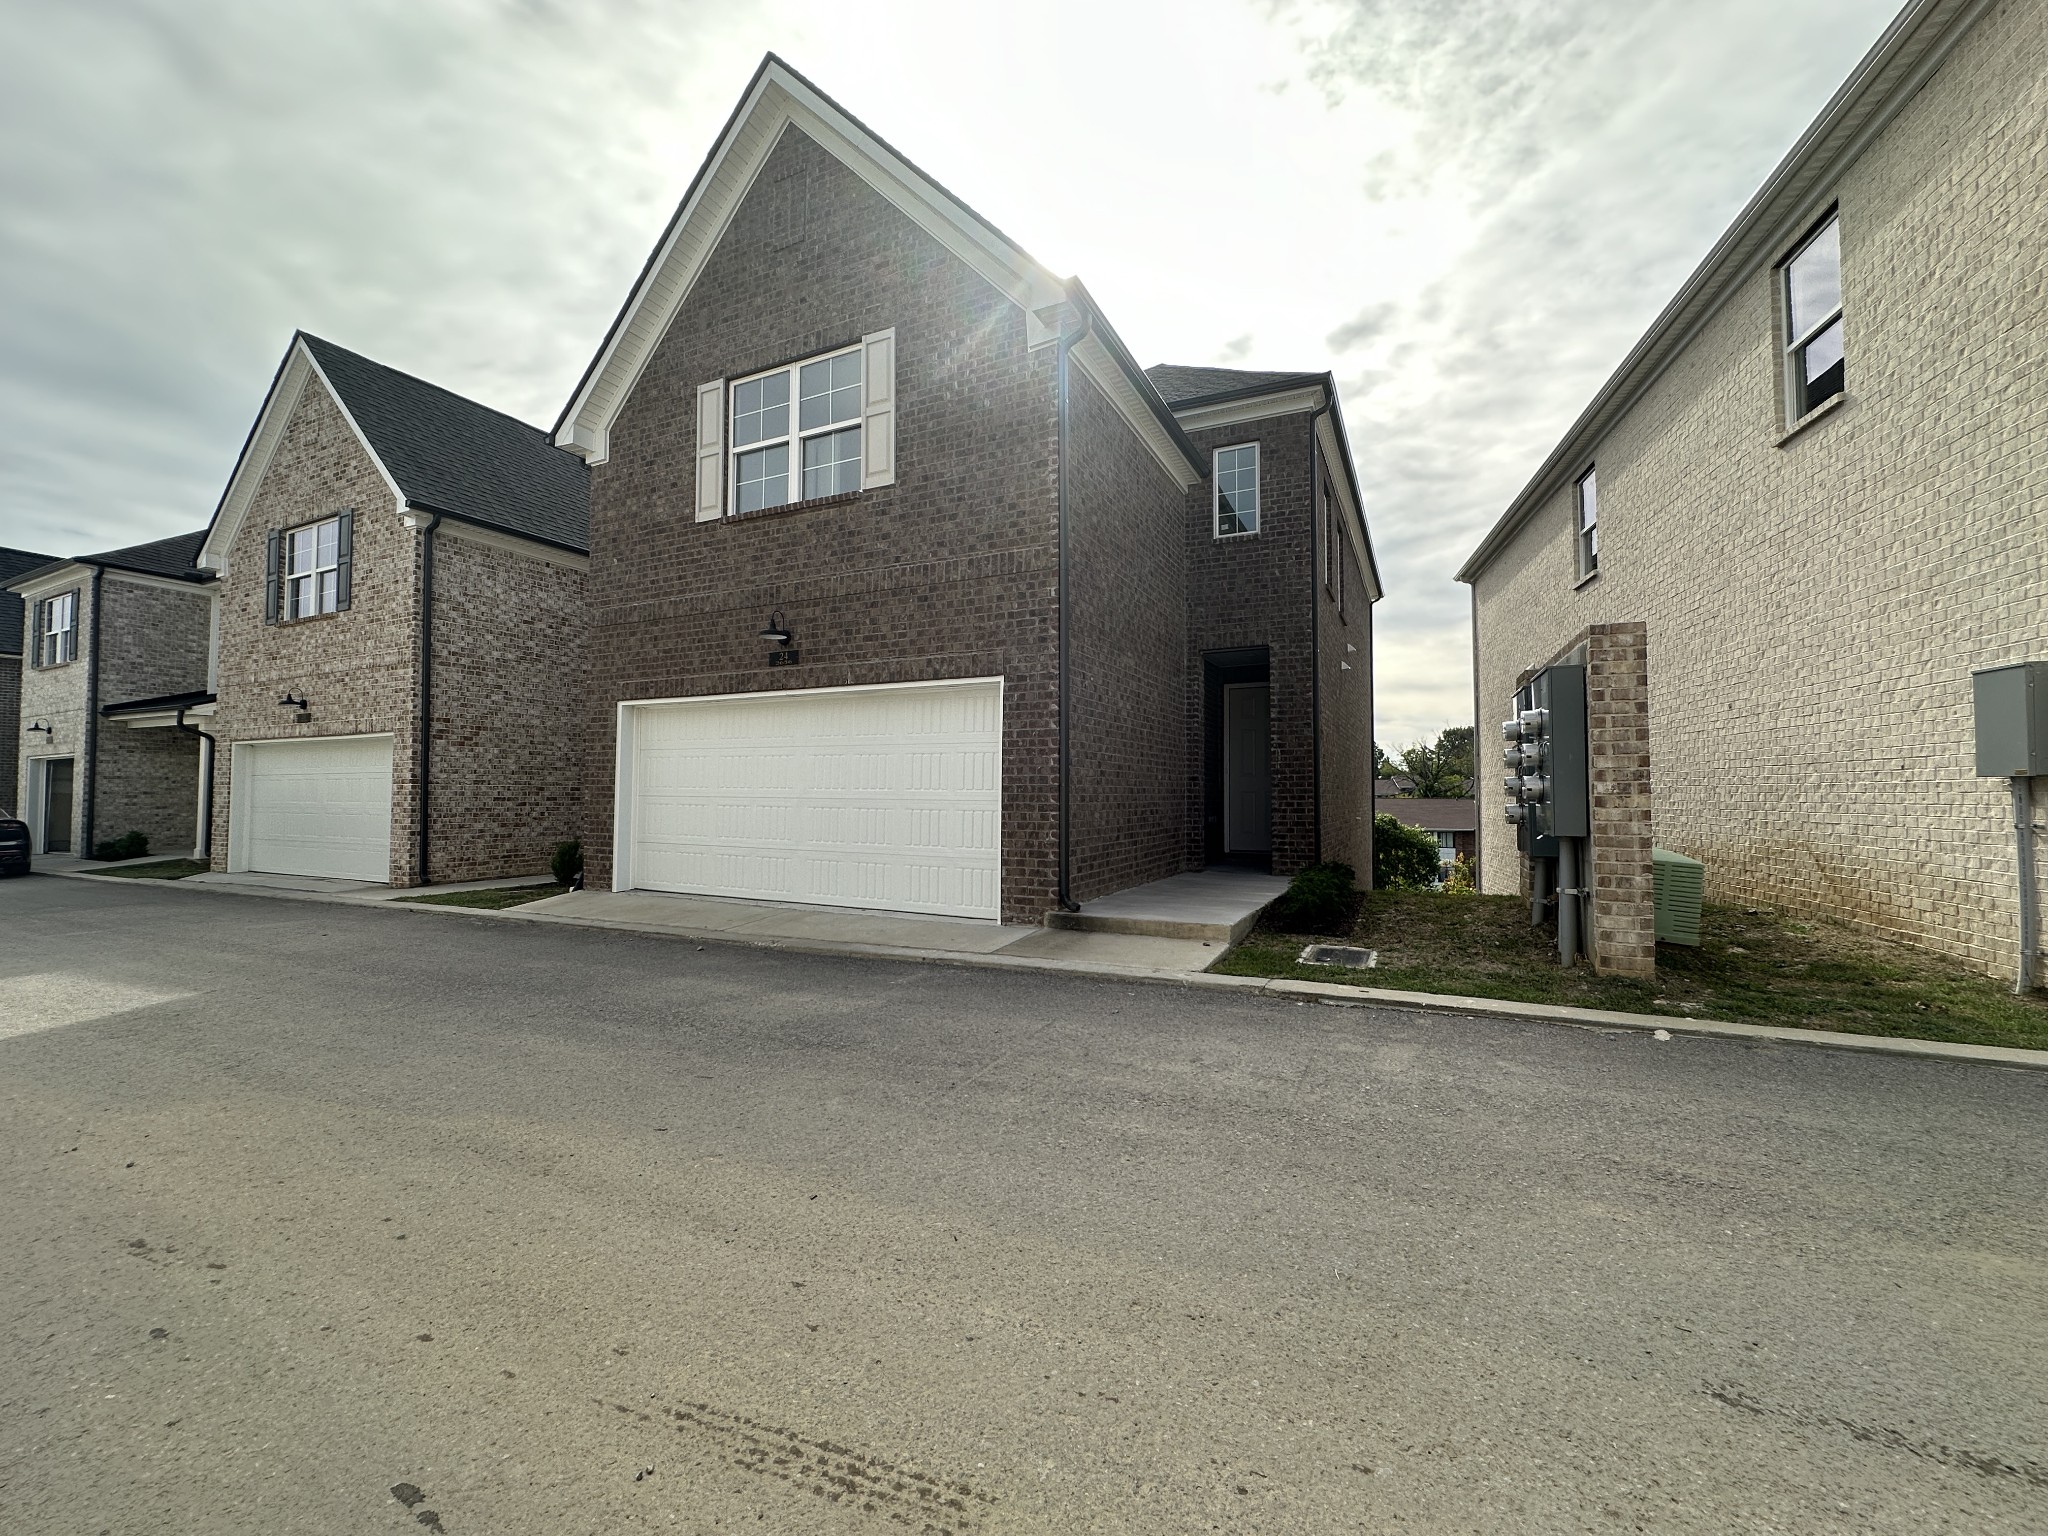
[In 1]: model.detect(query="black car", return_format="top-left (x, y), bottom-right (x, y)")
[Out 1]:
top-left (0, 808), bottom-right (28, 876)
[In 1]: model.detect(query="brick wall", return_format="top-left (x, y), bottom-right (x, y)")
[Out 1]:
top-left (582, 125), bottom-right (1063, 920)
top-left (1065, 364), bottom-right (1191, 901)
top-left (1473, 0), bottom-right (2047, 977)
top-left (1, 655), bottom-right (20, 820)
top-left (1316, 440), bottom-right (1376, 879)
top-left (93, 726), bottom-right (200, 856)
top-left (1182, 412), bottom-right (1317, 875)
top-left (99, 576), bottom-right (210, 704)
top-left (209, 378), bottom-right (424, 883)
top-left (16, 574), bottom-right (94, 852)
top-left (426, 527), bottom-right (586, 883)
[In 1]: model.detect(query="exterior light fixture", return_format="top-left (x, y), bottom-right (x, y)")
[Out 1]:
top-left (26, 720), bottom-right (52, 741)
top-left (278, 693), bottom-right (311, 721)
top-left (757, 612), bottom-right (794, 647)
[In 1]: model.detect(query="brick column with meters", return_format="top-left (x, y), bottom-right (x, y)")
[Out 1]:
top-left (1582, 621), bottom-right (1654, 977)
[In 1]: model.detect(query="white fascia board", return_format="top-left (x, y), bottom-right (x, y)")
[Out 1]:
top-left (201, 339), bottom-right (406, 574)
top-left (101, 567), bottom-right (217, 597)
top-left (1168, 384), bottom-right (1327, 434)
top-left (1070, 335), bottom-right (1203, 491)
top-left (434, 515), bottom-right (591, 572)
top-left (8, 563), bottom-right (93, 601)
top-left (554, 63), bottom-right (1068, 465)
top-left (1316, 410), bottom-right (1382, 604)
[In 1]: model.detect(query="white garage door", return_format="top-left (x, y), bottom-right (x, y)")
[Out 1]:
top-left (234, 735), bottom-right (394, 881)
top-left (625, 680), bottom-right (1001, 919)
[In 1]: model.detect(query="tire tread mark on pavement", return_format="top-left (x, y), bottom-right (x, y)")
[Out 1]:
top-left (599, 1397), bottom-right (995, 1531)
top-left (1706, 1382), bottom-right (2048, 1489)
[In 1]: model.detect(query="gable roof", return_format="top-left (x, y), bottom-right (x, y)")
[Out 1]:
top-left (301, 335), bottom-right (590, 551)
top-left (5, 530), bottom-right (210, 596)
top-left (1458, 0), bottom-right (1988, 583)
top-left (0, 546), bottom-right (60, 654)
top-left (551, 54), bottom-right (1200, 486)
top-left (1144, 365), bottom-right (1328, 407)
top-left (202, 333), bottom-right (589, 571)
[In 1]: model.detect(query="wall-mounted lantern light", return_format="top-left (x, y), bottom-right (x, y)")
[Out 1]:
top-left (26, 720), bottom-right (52, 742)
top-left (278, 693), bottom-right (311, 722)
top-left (757, 612), bottom-right (794, 647)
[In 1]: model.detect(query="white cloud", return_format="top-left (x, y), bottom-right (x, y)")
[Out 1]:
top-left (0, 0), bottom-right (1903, 748)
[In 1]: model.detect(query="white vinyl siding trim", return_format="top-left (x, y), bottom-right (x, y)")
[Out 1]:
top-left (615, 678), bottom-right (1002, 919)
top-left (695, 379), bottom-right (725, 521)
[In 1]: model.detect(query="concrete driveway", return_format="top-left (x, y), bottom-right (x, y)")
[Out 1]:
top-left (2, 875), bottom-right (2044, 1534)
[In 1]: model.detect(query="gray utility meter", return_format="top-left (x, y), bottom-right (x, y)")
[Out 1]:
top-left (1501, 663), bottom-right (1590, 843)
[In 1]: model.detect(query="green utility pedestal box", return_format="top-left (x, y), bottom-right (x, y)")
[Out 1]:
top-left (1974, 662), bottom-right (2048, 777)
top-left (1653, 848), bottom-right (1704, 947)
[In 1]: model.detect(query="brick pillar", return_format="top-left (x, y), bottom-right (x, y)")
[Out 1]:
top-left (1583, 622), bottom-right (1654, 977)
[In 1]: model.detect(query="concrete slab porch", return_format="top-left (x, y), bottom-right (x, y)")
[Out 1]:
top-left (1044, 867), bottom-right (1290, 943)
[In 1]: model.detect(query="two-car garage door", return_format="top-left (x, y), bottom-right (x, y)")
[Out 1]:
top-left (230, 735), bottom-right (394, 882)
top-left (622, 680), bottom-right (1001, 920)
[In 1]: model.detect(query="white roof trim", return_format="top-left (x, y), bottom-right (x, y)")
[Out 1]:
top-left (434, 514), bottom-right (591, 572)
top-left (554, 59), bottom-right (1069, 465)
top-left (8, 563), bottom-right (91, 600)
top-left (1070, 334), bottom-right (1203, 491)
top-left (1316, 409), bottom-right (1382, 604)
top-left (199, 338), bottom-right (406, 574)
top-left (1168, 384), bottom-right (1328, 434)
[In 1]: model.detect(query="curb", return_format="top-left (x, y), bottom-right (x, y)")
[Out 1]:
top-left (43, 867), bottom-right (2048, 1074)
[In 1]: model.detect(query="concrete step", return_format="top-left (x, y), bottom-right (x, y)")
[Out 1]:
top-left (1044, 868), bottom-right (1289, 945)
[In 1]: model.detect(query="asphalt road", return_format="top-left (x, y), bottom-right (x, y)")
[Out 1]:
top-left (2, 876), bottom-right (2044, 1535)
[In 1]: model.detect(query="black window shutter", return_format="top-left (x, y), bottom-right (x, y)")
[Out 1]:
top-left (264, 529), bottom-right (281, 624)
top-left (30, 599), bottom-right (44, 667)
top-left (335, 509), bottom-right (354, 611)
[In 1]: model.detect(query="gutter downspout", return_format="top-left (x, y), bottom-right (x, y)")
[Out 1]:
top-left (1308, 401), bottom-right (1328, 868)
top-left (410, 509), bottom-right (439, 887)
top-left (174, 705), bottom-right (216, 861)
top-left (1054, 307), bottom-right (1090, 913)
top-left (81, 566), bottom-right (104, 857)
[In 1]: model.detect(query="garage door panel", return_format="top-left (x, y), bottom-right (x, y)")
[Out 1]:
top-left (628, 682), bottom-right (1001, 919)
top-left (236, 737), bottom-right (393, 882)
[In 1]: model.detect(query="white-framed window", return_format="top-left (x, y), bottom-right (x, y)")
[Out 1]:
top-left (1214, 443), bottom-right (1259, 537)
top-left (34, 589), bottom-right (78, 667)
top-left (1782, 213), bottom-right (1844, 421)
top-left (730, 345), bottom-right (864, 514)
top-left (1575, 466), bottom-right (1599, 580)
top-left (1434, 831), bottom-right (1457, 864)
top-left (286, 516), bottom-right (341, 619)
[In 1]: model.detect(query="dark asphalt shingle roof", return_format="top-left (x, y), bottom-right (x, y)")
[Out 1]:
top-left (82, 530), bottom-right (210, 582)
top-left (1376, 797), bottom-right (1478, 833)
top-left (0, 546), bottom-right (59, 654)
top-left (1143, 364), bottom-right (1327, 407)
top-left (302, 334), bottom-right (589, 552)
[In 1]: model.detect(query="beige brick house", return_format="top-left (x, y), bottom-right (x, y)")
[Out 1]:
top-left (196, 334), bottom-right (589, 885)
top-left (1459, 0), bottom-right (2045, 979)
top-left (8, 533), bottom-right (214, 860)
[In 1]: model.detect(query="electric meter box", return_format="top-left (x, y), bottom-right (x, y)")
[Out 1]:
top-left (1504, 663), bottom-right (1590, 844)
top-left (1974, 662), bottom-right (2048, 777)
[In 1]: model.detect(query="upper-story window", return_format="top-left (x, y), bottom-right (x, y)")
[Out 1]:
top-left (33, 589), bottom-right (78, 667)
top-left (1783, 214), bottom-right (1844, 420)
top-left (731, 345), bottom-right (864, 513)
top-left (1575, 467), bottom-right (1599, 580)
top-left (287, 517), bottom-right (342, 619)
top-left (1214, 444), bottom-right (1258, 537)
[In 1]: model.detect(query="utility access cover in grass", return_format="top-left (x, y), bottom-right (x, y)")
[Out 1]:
top-left (1300, 944), bottom-right (1377, 968)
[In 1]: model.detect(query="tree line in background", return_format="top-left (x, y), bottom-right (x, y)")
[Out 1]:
top-left (1374, 724), bottom-right (1473, 799)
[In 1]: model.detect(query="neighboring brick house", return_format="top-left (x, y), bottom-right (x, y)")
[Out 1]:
top-left (1459, 0), bottom-right (2043, 979)
top-left (1, 545), bottom-right (59, 815)
top-left (551, 56), bottom-right (1379, 923)
top-left (8, 533), bottom-right (214, 858)
top-left (195, 333), bottom-right (589, 885)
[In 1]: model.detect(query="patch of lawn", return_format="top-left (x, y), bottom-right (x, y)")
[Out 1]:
top-left (393, 883), bottom-right (570, 910)
top-left (1214, 889), bottom-right (2048, 1052)
top-left (88, 859), bottom-right (211, 880)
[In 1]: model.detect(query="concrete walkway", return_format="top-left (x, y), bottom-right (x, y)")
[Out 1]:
top-left (1045, 866), bottom-right (1289, 942)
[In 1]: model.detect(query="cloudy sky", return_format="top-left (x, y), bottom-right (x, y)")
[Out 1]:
top-left (1, 0), bottom-right (1902, 746)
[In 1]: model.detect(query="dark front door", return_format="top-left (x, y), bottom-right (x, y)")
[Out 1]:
top-left (1223, 683), bottom-right (1271, 855)
top-left (41, 758), bottom-right (74, 853)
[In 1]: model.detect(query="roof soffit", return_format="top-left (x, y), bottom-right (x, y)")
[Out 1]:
top-left (555, 61), bottom-right (1069, 464)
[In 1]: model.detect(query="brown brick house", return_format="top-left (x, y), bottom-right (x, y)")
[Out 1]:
top-left (552, 57), bottom-right (1380, 922)
top-left (8, 532), bottom-right (213, 860)
top-left (195, 333), bottom-right (589, 885)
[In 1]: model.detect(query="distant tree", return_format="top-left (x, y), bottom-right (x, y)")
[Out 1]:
top-left (1373, 743), bottom-right (1399, 781)
top-left (1436, 725), bottom-right (1473, 791)
top-left (1395, 729), bottom-right (1469, 799)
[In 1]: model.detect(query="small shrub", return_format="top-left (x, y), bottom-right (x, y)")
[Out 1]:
top-left (1373, 814), bottom-right (1442, 891)
top-left (550, 839), bottom-right (583, 888)
top-left (92, 830), bottom-right (149, 862)
top-left (1443, 852), bottom-right (1477, 894)
top-left (1269, 860), bottom-right (1357, 933)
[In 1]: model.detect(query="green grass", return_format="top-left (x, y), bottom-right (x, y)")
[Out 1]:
top-left (1214, 889), bottom-right (2048, 1052)
top-left (394, 883), bottom-right (570, 910)
top-left (87, 859), bottom-right (211, 880)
